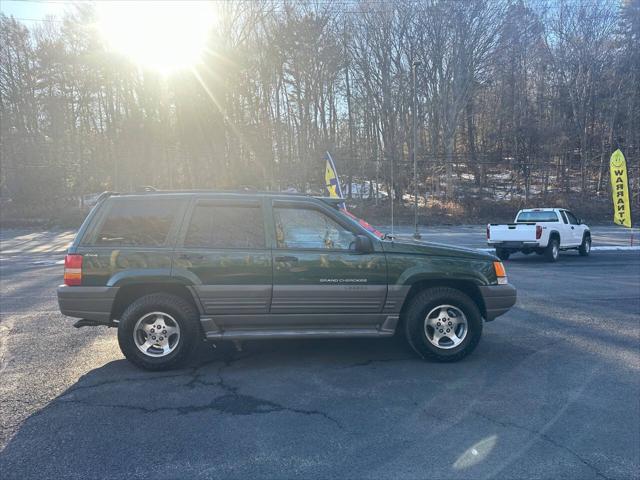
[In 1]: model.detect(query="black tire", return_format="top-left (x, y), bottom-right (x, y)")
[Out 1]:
top-left (404, 287), bottom-right (483, 362)
top-left (496, 248), bottom-right (510, 261)
top-left (117, 293), bottom-right (200, 371)
top-left (545, 237), bottom-right (560, 262)
top-left (579, 234), bottom-right (591, 257)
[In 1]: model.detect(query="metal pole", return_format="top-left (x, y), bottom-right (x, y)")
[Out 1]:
top-left (412, 60), bottom-right (422, 239)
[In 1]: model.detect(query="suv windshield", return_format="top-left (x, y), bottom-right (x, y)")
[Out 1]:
top-left (516, 211), bottom-right (558, 223)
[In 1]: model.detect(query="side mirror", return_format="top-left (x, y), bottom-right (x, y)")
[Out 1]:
top-left (577, 218), bottom-right (583, 225)
top-left (354, 234), bottom-right (374, 253)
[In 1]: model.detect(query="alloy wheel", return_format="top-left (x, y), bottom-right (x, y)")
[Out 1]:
top-left (133, 311), bottom-right (181, 358)
top-left (423, 304), bottom-right (468, 350)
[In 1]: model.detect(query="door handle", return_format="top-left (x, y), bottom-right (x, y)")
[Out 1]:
top-left (571, 226), bottom-right (575, 229)
top-left (275, 255), bottom-right (298, 262)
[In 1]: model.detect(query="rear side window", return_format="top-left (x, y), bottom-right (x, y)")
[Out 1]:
top-left (90, 198), bottom-right (182, 247)
top-left (184, 204), bottom-right (265, 249)
top-left (516, 211), bottom-right (558, 223)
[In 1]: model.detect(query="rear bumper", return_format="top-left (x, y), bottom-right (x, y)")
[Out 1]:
top-left (57, 285), bottom-right (119, 323)
top-left (479, 284), bottom-right (517, 321)
top-left (487, 241), bottom-right (540, 250)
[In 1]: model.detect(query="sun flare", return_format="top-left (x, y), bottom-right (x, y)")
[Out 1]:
top-left (97, 1), bottom-right (215, 72)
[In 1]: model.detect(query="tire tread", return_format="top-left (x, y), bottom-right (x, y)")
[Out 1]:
top-left (117, 293), bottom-right (199, 371)
top-left (403, 287), bottom-right (483, 363)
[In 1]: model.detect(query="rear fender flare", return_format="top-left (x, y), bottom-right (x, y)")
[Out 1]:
top-left (548, 230), bottom-right (560, 246)
top-left (107, 271), bottom-right (203, 319)
top-left (107, 269), bottom-right (201, 287)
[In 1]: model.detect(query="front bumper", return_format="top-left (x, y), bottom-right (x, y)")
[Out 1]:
top-left (479, 284), bottom-right (517, 321)
top-left (57, 285), bottom-right (119, 323)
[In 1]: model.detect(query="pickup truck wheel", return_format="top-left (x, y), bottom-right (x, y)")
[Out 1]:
top-left (117, 293), bottom-right (199, 371)
top-left (495, 248), bottom-right (510, 261)
top-left (404, 287), bottom-right (482, 362)
top-left (579, 235), bottom-right (591, 256)
top-left (545, 238), bottom-right (559, 262)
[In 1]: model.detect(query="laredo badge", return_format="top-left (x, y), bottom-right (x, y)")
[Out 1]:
top-left (609, 149), bottom-right (632, 228)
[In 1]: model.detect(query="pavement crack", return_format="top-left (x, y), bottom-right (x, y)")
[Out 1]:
top-left (61, 370), bottom-right (198, 396)
top-left (473, 411), bottom-right (612, 480)
top-left (342, 357), bottom-right (413, 368)
top-left (58, 353), bottom-right (342, 429)
top-left (58, 393), bottom-right (342, 428)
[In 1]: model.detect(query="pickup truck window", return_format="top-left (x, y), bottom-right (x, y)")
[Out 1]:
top-left (516, 211), bottom-right (558, 223)
top-left (91, 198), bottom-right (182, 247)
top-left (274, 207), bottom-right (355, 250)
top-left (560, 211), bottom-right (569, 224)
top-left (184, 205), bottom-right (265, 249)
top-left (565, 211), bottom-right (579, 225)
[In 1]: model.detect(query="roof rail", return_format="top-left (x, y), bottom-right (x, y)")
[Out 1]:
top-left (107, 189), bottom-right (343, 202)
top-left (134, 185), bottom-right (158, 192)
top-left (315, 197), bottom-right (346, 208)
top-left (124, 188), bottom-right (315, 197)
top-left (95, 191), bottom-right (118, 203)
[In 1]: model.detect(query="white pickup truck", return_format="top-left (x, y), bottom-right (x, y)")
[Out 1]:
top-left (487, 208), bottom-right (591, 262)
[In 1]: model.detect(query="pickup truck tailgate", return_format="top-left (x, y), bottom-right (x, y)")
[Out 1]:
top-left (489, 224), bottom-right (536, 242)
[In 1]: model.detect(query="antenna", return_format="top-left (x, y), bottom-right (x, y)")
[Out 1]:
top-left (390, 153), bottom-right (395, 237)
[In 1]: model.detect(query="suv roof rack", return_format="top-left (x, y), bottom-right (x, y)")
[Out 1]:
top-left (316, 197), bottom-right (346, 208)
top-left (112, 188), bottom-right (343, 200)
top-left (95, 191), bottom-right (119, 203)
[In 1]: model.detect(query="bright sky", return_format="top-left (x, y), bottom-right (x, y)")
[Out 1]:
top-left (2, 1), bottom-right (218, 73)
top-left (1, 0), bottom-right (68, 26)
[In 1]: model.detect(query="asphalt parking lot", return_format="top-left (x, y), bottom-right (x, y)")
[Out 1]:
top-left (1, 231), bottom-right (639, 479)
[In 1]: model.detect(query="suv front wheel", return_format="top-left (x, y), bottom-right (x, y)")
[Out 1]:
top-left (117, 293), bottom-right (199, 371)
top-left (404, 287), bottom-right (483, 362)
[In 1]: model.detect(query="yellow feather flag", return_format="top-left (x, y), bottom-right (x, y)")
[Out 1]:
top-left (610, 149), bottom-right (632, 228)
top-left (324, 151), bottom-right (345, 209)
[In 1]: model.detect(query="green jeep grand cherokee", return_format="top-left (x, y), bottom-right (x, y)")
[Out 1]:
top-left (58, 191), bottom-right (516, 370)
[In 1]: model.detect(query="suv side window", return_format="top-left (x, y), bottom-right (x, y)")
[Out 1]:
top-left (184, 204), bottom-right (265, 249)
top-left (565, 211), bottom-right (579, 225)
top-left (274, 207), bottom-right (355, 250)
top-left (90, 198), bottom-right (182, 247)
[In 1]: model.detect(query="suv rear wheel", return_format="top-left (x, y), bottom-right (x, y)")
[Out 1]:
top-left (117, 293), bottom-right (199, 371)
top-left (404, 287), bottom-right (483, 362)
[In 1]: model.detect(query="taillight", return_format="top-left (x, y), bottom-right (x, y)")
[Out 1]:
top-left (486, 225), bottom-right (490, 239)
top-left (536, 225), bottom-right (542, 239)
top-left (493, 261), bottom-right (508, 285)
top-left (64, 254), bottom-right (83, 286)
